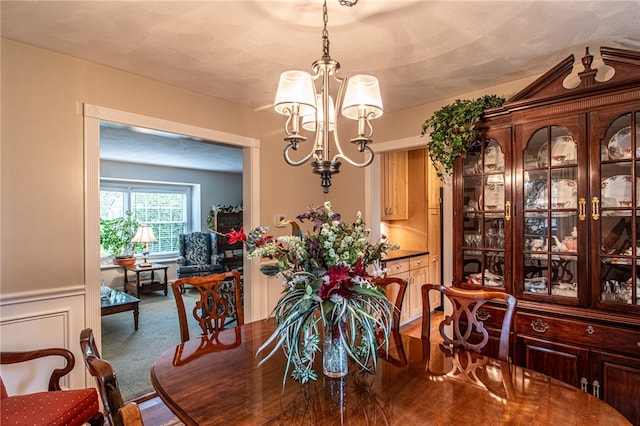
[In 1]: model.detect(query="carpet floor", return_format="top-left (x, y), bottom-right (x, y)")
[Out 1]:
top-left (101, 289), bottom-right (201, 401)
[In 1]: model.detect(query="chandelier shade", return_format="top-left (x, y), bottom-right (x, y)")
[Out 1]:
top-left (302, 94), bottom-right (335, 131)
top-left (274, 70), bottom-right (317, 116)
top-left (341, 74), bottom-right (383, 120)
top-left (273, 0), bottom-right (383, 193)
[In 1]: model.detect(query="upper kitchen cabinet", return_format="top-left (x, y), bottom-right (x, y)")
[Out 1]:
top-left (381, 150), bottom-right (408, 220)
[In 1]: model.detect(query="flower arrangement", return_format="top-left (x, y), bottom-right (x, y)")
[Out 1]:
top-left (232, 201), bottom-right (399, 385)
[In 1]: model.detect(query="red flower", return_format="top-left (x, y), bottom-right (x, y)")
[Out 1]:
top-left (318, 265), bottom-right (353, 300)
top-left (227, 228), bottom-right (246, 245)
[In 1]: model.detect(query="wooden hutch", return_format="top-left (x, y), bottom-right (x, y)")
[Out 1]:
top-left (215, 211), bottom-right (243, 272)
top-left (452, 46), bottom-right (640, 424)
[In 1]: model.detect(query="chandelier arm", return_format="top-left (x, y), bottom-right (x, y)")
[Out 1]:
top-left (284, 144), bottom-right (316, 166)
top-left (332, 145), bottom-right (374, 168)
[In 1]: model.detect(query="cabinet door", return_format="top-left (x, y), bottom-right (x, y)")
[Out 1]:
top-left (381, 151), bottom-right (408, 220)
top-left (513, 115), bottom-right (588, 306)
top-left (516, 335), bottom-right (590, 389)
top-left (427, 208), bottom-right (441, 287)
top-left (409, 266), bottom-right (427, 318)
top-left (455, 126), bottom-right (512, 292)
top-left (427, 154), bottom-right (443, 210)
top-left (591, 350), bottom-right (640, 425)
top-left (590, 107), bottom-right (640, 311)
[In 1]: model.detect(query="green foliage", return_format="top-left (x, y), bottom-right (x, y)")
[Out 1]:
top-left (420, 94), bottom-right (505, 181)
top-left (99, 211), bottom-right (139, 257)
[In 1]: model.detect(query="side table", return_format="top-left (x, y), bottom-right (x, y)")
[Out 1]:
top-left (101, 290), bottom-right (140, 330)
top-left (123, 263), bottom-right (168, 298)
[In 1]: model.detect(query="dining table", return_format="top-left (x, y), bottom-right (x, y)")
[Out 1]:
top-left (150, 319), bottom-right (631, 425)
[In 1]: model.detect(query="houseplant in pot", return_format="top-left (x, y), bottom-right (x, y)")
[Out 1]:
top-left (420, 94), bottom-right (505, 181)
top-left (100, 211), bottom-right (140, 265)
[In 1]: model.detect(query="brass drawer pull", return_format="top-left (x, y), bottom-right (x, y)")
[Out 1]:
top-left (579, 197), bottom-right (586, 221)
top-left (476, 308), bottom-right (491, 321)
top-left (592, 197), bottom-right (600, 221)
top-left (592, 380), bottom-right (600, 398)
top-left (505, 201), bottom-right (511, 221)
top-left (580, 377), bottom-right (588, 392)
top-left (531, 319), bottom-right (549, 333)
top-left (586, 326), bottom-right (595, 335)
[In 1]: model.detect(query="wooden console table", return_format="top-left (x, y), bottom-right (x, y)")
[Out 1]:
top-left (123, 263), bottom-right (168, 297)
top-left (100, 289), bottom-right (140, 330)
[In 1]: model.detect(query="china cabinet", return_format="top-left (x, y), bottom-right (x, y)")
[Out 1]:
top-left (380, 150), bottom-right (408, 220)
top-left (452, 46), bottom-right (640, 425)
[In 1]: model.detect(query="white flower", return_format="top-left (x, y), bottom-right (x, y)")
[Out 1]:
top-left (330, 293), bottom-right (345, 304)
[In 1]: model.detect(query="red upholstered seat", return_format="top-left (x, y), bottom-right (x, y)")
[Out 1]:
top-left (0, 385), bottom-right (100, 426)
top-left (0, 348), bottom-right (103, 426)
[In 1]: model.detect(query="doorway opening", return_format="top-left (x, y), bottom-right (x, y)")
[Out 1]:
top-left (83, 104), bottom-right (261, 396)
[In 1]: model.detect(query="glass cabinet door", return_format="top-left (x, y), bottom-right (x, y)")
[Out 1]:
top-left (519, 124), bottom-right (582, 303)
top-left (595, 111), bottom-right (640, 309)
top-left (461, 137), bottom-right (509, 290)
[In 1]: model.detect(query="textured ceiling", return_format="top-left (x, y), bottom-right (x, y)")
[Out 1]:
top-left (3, 0), bottom-right (640, 172)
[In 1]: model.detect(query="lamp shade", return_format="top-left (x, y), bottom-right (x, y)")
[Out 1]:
top-left (274, 70), bottom-right (317, 116)
top-left (131, 226), bottom-right (157, 243)
top-left (341, 74), bottom-right (383, 120)
top-left (302, 94), bottom-right (335, 131)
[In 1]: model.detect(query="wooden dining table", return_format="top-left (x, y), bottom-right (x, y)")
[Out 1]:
top-left (151, 319), bottom-right (631, 425)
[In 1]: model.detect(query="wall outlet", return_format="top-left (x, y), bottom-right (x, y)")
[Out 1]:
top-left (275, 214), bottom-right (286, 227)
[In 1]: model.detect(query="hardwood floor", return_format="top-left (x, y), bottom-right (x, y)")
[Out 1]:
top-left (135, 312), bottom-right (444, 425)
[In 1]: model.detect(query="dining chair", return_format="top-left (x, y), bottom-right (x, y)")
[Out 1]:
top-left (0, 348), bottom-right (103, 426)
top-left (371, 276), bottom-right (408, 333)
top-left (172, 271), bottom-right (244, 342)
top-left (80, 328), bottom-right (144, 426)
top-left (421, 284), bottom-right (516, 361)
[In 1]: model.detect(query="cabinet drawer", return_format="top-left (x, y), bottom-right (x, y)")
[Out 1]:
top-left (385, 259), bottom-right (409, 276)
top-left (409, 255), bottom-right (429, 270)
top-left (517, 312), bottom-right (640, 357)
top-left (474, 304), bottom-right (507, 332)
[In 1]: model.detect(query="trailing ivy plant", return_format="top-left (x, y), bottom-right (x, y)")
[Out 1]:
top-left (420, 94), bottom-right (506, 181)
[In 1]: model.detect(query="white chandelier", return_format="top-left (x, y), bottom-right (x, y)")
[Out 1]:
top-left (273, 0), bottom-right (383, 193)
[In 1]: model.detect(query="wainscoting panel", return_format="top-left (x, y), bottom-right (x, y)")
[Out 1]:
top-left (0, 286), bottom-right (88, 394)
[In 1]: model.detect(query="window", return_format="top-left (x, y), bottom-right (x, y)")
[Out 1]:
top-left (100, 181), bottom-right (191, 257)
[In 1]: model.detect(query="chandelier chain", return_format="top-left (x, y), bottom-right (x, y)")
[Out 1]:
top-left (338, 0), bottom-right (358, 6)
top-left (322, 0), bottom-right (330, 57)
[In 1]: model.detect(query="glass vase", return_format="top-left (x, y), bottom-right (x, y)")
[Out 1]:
top-left (323, 319), bottom-right (348, 378)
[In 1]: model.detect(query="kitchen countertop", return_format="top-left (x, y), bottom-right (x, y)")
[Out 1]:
top-left (382, 249), bottom-right (429, 262)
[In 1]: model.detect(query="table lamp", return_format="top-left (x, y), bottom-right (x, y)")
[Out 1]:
top-left (131, 225), bottom-right (157, 267)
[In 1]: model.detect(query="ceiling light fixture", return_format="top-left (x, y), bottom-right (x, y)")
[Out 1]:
top-left (274, 0), bottom-right (383, 193)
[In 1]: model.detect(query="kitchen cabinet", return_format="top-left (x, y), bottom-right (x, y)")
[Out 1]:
top-left (381, 150), bottom-right (408, 220)
top-left (384, 253), bottom-right (439, 324)
top-left (452, 46), bottom-right (640, 424)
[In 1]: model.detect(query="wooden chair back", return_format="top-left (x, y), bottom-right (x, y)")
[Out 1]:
top-left (172, 271), bottom-right (244, 342)
top-left (371, 276), bottom-right (408, 333)
top-left (421, 284), bottom-right (516, 361)
top-left (80, 328), bottom-right (144, 426)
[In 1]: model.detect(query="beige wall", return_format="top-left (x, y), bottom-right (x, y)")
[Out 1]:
top-left (0, 39), bottom-right (369, 297)
top-left (1, 37), bottom-right (546, 368)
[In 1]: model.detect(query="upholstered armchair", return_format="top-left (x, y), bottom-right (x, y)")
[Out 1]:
top-left (0, 348), bottom-right (103, 426)
top-left (176, 232), bottom-right (224, 278)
